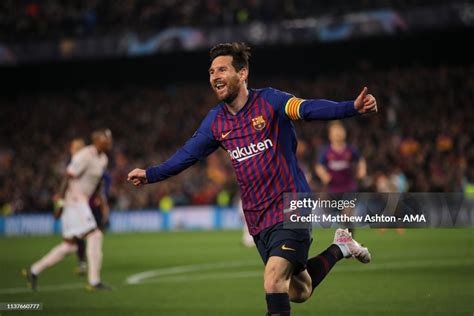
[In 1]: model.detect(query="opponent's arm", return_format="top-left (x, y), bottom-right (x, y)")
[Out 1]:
top-left (53, 167), bottom-right (79, 219)
top-left (53, 147), bottom-right (89, 218)
top-left (285, 87), bottom-right (377, 121)
top-left (57, 175), bottom-right (69, 200)
top-left (52, 175), bottom-right (70, 219)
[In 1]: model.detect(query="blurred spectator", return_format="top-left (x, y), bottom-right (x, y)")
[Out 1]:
top-left (0, 63), bottom-right (473, 213)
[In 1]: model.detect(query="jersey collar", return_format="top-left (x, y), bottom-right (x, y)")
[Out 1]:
top-left (222, 89), bottom-right (254, 117)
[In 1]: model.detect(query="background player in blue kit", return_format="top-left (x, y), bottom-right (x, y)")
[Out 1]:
top-left (316, 121), bottom-right (366, 194)
top-left (128, 42), bottom-right (377, 315)
top-left (316, 121), bottom-right (367, 235)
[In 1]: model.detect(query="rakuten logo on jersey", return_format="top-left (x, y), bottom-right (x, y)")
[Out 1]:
top-left (328, 160), bottom-right (350, 171)
top-left (227, 139), bottom-right (273, 162)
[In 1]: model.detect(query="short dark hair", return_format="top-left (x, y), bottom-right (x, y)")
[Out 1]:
top-left (209, 42), bottom-right (251, 71)
top-left (91, 128), bottom-right (112, 141)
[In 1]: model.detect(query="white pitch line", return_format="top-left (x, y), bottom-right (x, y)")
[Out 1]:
top-left (1, 258), bottom-right (472, 294)
top-left (127, 258), bottom-right (474, 285)
top-left (125, 260), bottom-right (257, 285)
top-left (143, 271), bottom-right (263, 284)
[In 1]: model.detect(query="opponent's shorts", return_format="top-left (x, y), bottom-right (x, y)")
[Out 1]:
top-left (61, 202), bottom-right (97, 239)
top-left (253, 222), bottom-right (313, 275)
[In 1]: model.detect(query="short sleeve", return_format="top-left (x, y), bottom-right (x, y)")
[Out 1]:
top-left (67, 148), bottom-right (89, 177)
top-left (318, 146), bottom-right (329, 166)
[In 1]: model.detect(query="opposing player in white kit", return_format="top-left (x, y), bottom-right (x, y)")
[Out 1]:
top-left (23, 129), bottom-right (113, 291)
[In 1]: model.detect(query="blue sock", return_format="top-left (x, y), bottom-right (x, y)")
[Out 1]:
top-left (266, 293), bottom-right (290, 315)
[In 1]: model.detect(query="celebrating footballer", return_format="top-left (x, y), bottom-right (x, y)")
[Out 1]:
top-left (128, 42), bottom-right (377, 316)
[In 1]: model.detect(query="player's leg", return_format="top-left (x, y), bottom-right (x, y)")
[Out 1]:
top-left (257, 223), bottom-right (312, 315)
top-left (84, 229), bottom-right (103, 287)
top-left (30, 240), bottom-right (78, 275)
top-left (75, 238), bottom-right (87, 275)
top-left (288, 245), bottom-right (351, 302)
top-left (305, 244), bottom-right (344, 293)
top-left (264, 256), bottom-right (293, 316)
top-left (302, 228), bottom-right (371, 297)
top-left (23, 240), bottom-right (78, 290)
top-left (288, 270), bottom-right (312, 303)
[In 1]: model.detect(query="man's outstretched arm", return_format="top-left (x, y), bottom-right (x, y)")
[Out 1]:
top-left (285, 87), bottom-right (377, 121)
top-left (128, 113), bottom-right (219, 187)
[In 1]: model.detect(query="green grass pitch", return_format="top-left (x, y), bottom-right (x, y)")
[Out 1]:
top-left (0, 229), bottom-right (473, 315)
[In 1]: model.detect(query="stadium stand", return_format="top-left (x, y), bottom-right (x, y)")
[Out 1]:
top-left (0, 0), bottom-right (451, 41)
top-left (1, 63), bottom-right (473, 213)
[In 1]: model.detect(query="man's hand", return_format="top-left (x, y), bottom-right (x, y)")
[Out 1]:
top-left (354, 87), bottom-right (377, 114)
top-left (315, 164), bottom-right (332, 186)
top-left (127, 168), bottom-right (148, 187)
top-left (320, 173), bottom-right (332, 186)
top-left (52, 194), bottom-right (64, 219)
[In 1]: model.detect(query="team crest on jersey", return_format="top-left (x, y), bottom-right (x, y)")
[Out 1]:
top-left (252, 115), bottom-right (266, 130)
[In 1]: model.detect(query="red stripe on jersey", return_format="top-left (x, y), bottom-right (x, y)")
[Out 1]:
top-left (247, 100), bottom-right (267, 211)
top-left (268, 99), bottom-right (298, 226)
top-left (257, 99), bottom-right (276, 233)
top-left (268, 98), bottom-right (297, 192)
top-left (233, 106), bottom-right (260, 214)
top-left (260, 98), bottom-right (282, 232)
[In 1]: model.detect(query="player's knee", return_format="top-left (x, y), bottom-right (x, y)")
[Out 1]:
top-left (264, 257), bottom-right (293, 293)
top-left (86, 229), bottom-right (103, 242)
top-left (264, 273), bottom-right (289, 293)
top-left (264, 279), bottom-right (287, 293)
top-left (60, 241), bottom-right (78, 254)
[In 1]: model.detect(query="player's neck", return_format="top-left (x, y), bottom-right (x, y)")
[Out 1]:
top-left (225, 87), bottom-right (249, 115)
top-left (93, 144), bottom-right (103, 154)
top-left (332, 142), bottom-right (346, 151)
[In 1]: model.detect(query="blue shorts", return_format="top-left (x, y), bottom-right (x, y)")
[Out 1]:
top-left (253, 222), bottom-right (313, 275)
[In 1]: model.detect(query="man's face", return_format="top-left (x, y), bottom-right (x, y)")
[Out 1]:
top-left (98, 134), bottom-right (113, 152)
top-left (329, 125), bottom-right (346, 143)
top-left (209, 56), bottom-right (246, 104)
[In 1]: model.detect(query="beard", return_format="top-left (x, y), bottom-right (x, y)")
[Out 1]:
top-left (214, 76), bottom-right (240, 104)
top-left (222, 85), bottom-right (239, 104)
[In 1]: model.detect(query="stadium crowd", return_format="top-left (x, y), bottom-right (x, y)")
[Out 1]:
top-left (0, 0), bottom-right (449, 41)
top-left (1, 63), bottom-right (473, 214)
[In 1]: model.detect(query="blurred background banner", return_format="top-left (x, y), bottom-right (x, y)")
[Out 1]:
top-left (0, 207), bottom-right (241, 236)
top-left (0, 2), bottom-right (473, 65)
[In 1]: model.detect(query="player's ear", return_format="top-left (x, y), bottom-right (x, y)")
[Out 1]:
top-left (239, 67), bottom-right (249, 82)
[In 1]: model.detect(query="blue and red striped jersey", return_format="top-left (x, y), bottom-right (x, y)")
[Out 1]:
top-left (146, 87), bottom-right (360, 235)
top-left (318, 145), bottom-right (361, 193)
